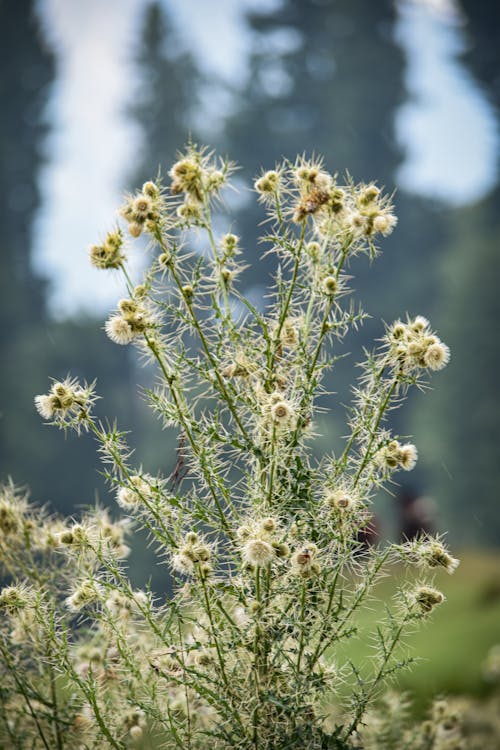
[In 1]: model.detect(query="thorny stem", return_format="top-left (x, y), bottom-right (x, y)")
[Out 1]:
top-left (144, 333), bottom-right (235, 536)
top-left (267, 220), bottom-right (307, 381)
top-left (352, 376), bottom-right (399, 489)
top-left (307, 568), bottom-right (340, 670)
top-left (156, 228), bottom-right (254, 453)
top-left (71, 663), bottom-right (124, 750)
top-left (296, 581), bottom-right (307, 674)
top-left (47, 645), bottom-right (64, 750)
top-left (252, 565), bottom-right (262, 749)
top-left (283, 240), bottom-right (350, 459)
top-left (198, 575), bottom-right (247, 735)
top-left (203, 194), bottom-right (231, 320)
top-left (0, 639), bottom-right (52, 750)
top-left (176, 619), bottom-right (192, 750)
top-left (343, 613), bottom-right (410, 740)
top-left (335, 357), bottom-right (392, 477)
top-left (314, 547), bottom-right (392, 664)
top-left (87, 418), bottom-right (177, 547)
top-left (118, 261), bottom-right (236, 530)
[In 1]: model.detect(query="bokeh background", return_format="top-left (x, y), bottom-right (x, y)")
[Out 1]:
top-left (1, 0), bottom-right (499, 709)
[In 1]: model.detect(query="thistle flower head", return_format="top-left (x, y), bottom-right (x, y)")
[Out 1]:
top-left (385, 316), bottom-right (450, 375)
top-left (116, 475), bottom-right (154, 510)
top-left (421, 540), bottom-right (460, 574)
top-left (271, 398), bottom-right (295, 424)
top-left (0, 584), bottom-right (34, 615)
top-left (396, 537), bottom-right (460, 575)
top-left (423, 341), bottom-right (451, 371)
top-left (0, 485), bottom-right (27, 537)
top-left (325, 488), bottom-right (358, 513)
top-left (376, 440), bottom-right (418, 472)
top-left (177, 199), bottom-right (202, 222)
top-left (321, 275), bottom-right (337, 296)
top-left (398, 443), bottom-right (419, 471)
top-left (291, 543), bottom-right (320, 578)
top-left (66, 580), bottom-right (102, 612)
top-left (35, 377), bottom-right (97, 432)
top-left (89, 229), bottom-right (125, 270)
top-left (411, 585), bottom-right (445, 615)
top-left (243, 538), bottom-right (275, 567)
top-left (220, 233), bottom-right (240, 257)
top-left (170, 157), bottom-right (203, 197)
top-left (172, 533), bottom-right (212, 576)
top-left (306, 241), bottom-right (322, 263)
top-left (372, 213), bottom-right (397, 236)
top-left (120, 182), bottom-right (162, 237)
top-left (59, 523), bottom-right (91, 548)
top-left (105, 315), bottom-right (135, 345)
top-left (255, 169), bottom-right (281, 196)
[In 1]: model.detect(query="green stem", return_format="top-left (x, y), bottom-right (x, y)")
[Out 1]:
top-left (314, 548), bottom-right (391, 663)
top-left (267, 221), bottom-right (306, 380)
top-left (296, 581), bottom-right (307, 674)
top-left (343, 614), bottom-right (409, 740)
top-left (203, 195), bottom-right (231, 319)
top-left (144, 335), bottom-right (234, 536)
top-left (0, 640), bottom-right (51, 750)
top-left (352, 377), bottom-right (398, 489)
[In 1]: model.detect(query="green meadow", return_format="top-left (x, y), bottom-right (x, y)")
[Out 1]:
top-left (335, 550), bottom-right (500, 714)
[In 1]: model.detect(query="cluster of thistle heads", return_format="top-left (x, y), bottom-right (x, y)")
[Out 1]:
top-left (0, 145), bottom-right (465, 747)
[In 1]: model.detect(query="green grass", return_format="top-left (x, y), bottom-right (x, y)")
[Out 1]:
top-left (333, 550), bottom-right (500, 714)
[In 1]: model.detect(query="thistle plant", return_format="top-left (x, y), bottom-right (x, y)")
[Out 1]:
top-left (1, 145), bottom-right (457, 750)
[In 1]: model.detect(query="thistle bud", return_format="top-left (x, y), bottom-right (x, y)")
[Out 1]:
top-left (142, 180), bottom-right (159, 198)
top-left (412, 585), bottom-right (444, 614)
top-left (321, 275), bottom-right (337, 296)
top-left (255, 170), bottom-right (280, 194)
top-left (128, 221), bottom-right (143, 238)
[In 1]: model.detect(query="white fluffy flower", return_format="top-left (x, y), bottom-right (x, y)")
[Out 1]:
top-left (105, 315), bottom-right (136, 345)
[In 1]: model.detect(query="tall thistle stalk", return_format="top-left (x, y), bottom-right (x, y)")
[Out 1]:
top-left (0, 145), bottom-right (457, 749)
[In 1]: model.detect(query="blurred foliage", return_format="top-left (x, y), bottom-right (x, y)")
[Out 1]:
top-left (0, 1), bottom-right (174, 542)
top-left (412, 0), bottom-right (500, 546)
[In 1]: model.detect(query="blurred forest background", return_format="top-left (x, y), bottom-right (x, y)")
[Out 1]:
top-left (1, 0), bottom-right (499, 562)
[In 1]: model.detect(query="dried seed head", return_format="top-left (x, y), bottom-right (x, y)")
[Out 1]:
top-left (133, 194), bottom-right (152, 218)
top-left (424, 541), bottom-right (460, 574)
top-left (159, 251), bottom-right (171, 268)
top-left (398, 443), bottom-right (418, 471)
top-left (66, 580), bottom-right (101, 611)
top-left (359, 184), bottom-right (380, 204)
top-left (243, 538), bottom-right (275, 567)
top-left (182, 284), bottom-right (194, 301)
top-left (260, 517), bottom-right (278, 533)
top-left (325, 489), bottom-right (357, 513)
top-left (105, 315), bottom-right (135, 345)
top-left (306, 241), bottom-right (322, 263)
top-left (270, 399), bottom-right (295, 427)
top-left (423, 341), bottom-right (450, 371)
top-left (411, 315), bottom-right (430, 333)
top-left (170, 157), bottom-right (203, 196)
top-left (291, 544), bottom-right (320, 578)
top-left (372, 213), bottom-right (397, 236)
top-left (0, 585), bottom-right (33, 615)
top-left (34, 394), bottom-right (56, 419)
